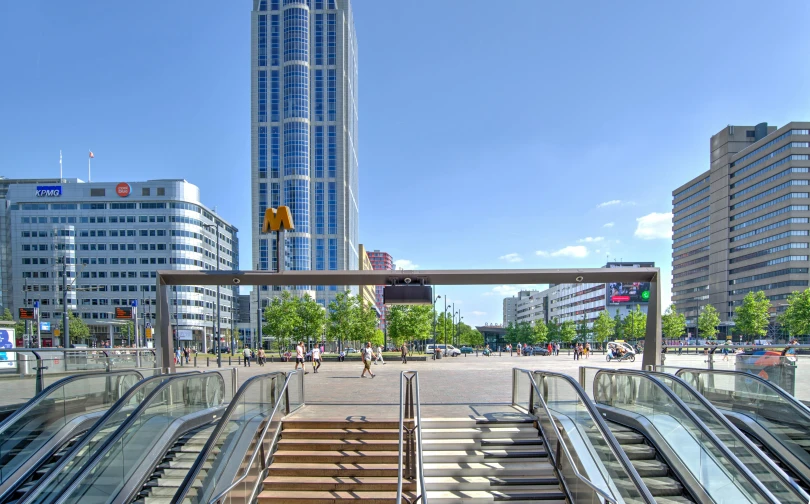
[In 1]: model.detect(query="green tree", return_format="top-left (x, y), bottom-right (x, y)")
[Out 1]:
top-left (698, 304), bottom-right (720, 340)
top-left (387, 305), bottom-right (432, 348)
top-left (546, 318), bottom-right (561, 342)
top-left (593, 310), bottom-right (615, 344)
top-left (576, 319), bottom-right (590, 342)
top-left (559, 320), bottom-right (576, 343)
top-left (613, 310), bottom-right (624, 340)
top-left (264, 291), bottom-right (300, 354)
top-left (662, 304), bottom-right (686, 340)
top-left (623, 305), bottom-right (647, 340)
top-left (532, 321), bottom-right (548, 344)
top-left (296, 294), bottom-right (327, 346)
top-left (327, 291), bottom-right (355, 350)
top-left (58, 312), bottom-right (91, 344)
top-left (505, 322), bottom-right (533, 346)
top-left (370, 328), bottom-right (385, 348)
top-left (436, 311), bottom-right (453, 344)
top-left (352, 296), bottom-right (380, 347)
top-left (734, 291), bottom-right (770, 340)
top-left (458, 324), bottom-right (484, 347)
top-left (780, 289), bottom-right (810, 337)
top-left (119, 321), bottom-right (135, 341)
top-left (0, 308), bottom-right (13, 321)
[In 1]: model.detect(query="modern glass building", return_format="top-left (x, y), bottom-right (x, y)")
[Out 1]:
top-left (0, 178), bottom-right (238, 350)
top-left (367, 249), bottom-right (393, 328)
top-left (250, 0), bottom-right (359, 319)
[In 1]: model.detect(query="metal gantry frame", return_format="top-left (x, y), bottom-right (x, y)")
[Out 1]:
top-left (154, 267), bottom-right (662, 373)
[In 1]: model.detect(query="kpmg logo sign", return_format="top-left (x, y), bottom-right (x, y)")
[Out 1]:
top-left (35, 185), bottom-right (62, 197)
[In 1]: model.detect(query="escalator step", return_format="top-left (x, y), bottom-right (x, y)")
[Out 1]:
top-left (639, 477), bottom-right (684, 497)
top-left (624, 459), bottom-right (669, 477)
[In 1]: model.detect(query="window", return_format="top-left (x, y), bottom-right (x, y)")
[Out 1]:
top-left (157, 187), bottom-right (165, 196)
top-left (142, 187), bottom-right (151, 196)
top-left (90, 188), bottom-right (105, 197)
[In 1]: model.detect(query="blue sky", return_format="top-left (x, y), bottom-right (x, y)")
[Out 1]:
top-left (1, 1), bottom-right (809, 327)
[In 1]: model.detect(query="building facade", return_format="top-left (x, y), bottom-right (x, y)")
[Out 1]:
top-left (0, 178), bottom-right (238, 349)
top-left (502, 296), bottom-right (519, 327)
top-left (503, 290), bottom-right (542, 326)
top-left (672, 122), bottom-right (810, 334)
top-left (367, 249), bottom-right (393, 328)
top-left (357, 244), bottom-right (377, 311)
top-left (250, 0), bottom-right (360, 328)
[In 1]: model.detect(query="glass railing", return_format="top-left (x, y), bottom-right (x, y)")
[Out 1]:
top-left (173, 371), bottom-right (288, 504)
top-left (531, 370), bottom-right (655, 504)
top-left (648, 371), bottom-right (808, 503)
top-left (195, 370), bottom-right (304, 504)
top-left (19, 371), bottom-right (200, 504)
top-left (0, 370), bottom-right (143, 490)
top-left (55, 371), bottom-right (226, 504)
top-left (397, 370), bottom-right (426, 504)
top-left (676, 368), bottom-right (810, 474)
top-left (589, 368), bottom-right (779, 504)
top-left (513, 368), bottom-right (634, 504)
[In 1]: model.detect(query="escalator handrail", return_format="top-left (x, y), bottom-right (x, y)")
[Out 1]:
top-left (0, 369), bottom-right (144, 431)
top-left (646, 370), bottom-right (809, 501)
top-left (172, 370), bottom-right (287, 503)
top-left (514, 368), bottom-right (620, 504)
top-left (592, 368), bottom-right (782, 504)
top-left (54, 371), bottom-right (225, 504)
top-left (203, 370), bottom-right (301, 504)
top-left (673, 367), bottom-right (810, 417)
top-left (531, 369), bottom-right (656, 504)
top-left (16, 371), bottom-right (200, 504)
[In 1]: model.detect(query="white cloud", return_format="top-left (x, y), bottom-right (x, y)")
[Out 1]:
top-left (470, 310), bottom-right (486, 316)
top-left (394, 259), bottom-right (419, 270)
top-left (483, 285), bottom-right (540, 298)
top-left (597, 200), bottom-right (622, 208)
top-left (603, 222), bottom-right (615, 228)
top-left (577, 237), bottom-right (604, 243)
top-left (536, 245), bottom-right (589, 258)
top-left (535, 250), bottom-right (549, 257)
top-left (499, 253), bottom-right (523, 263)
top-left (634, 212), bottom-right (673, 240)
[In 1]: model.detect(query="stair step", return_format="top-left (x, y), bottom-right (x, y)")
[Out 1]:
top-left (277, 439), bottom-right (400, 451)
top-left (422, 418), bottom-right (534, 430)
top-left (598, 443), bottom-right (655, 460)
top-left (282, 419), bottom-right (407, 430)
top-left (422, 428), bottom-right (539, 440)
top-left (426, 489), bottom-right (566, 503)
top-left (272, 451), bottom-right (399, 464)
top-left (281, 429), bottom-right (400, 440)
top-left (424, 439), bottom-right (542, 451)
top-left (267, 463), bottom-right (399, 477)
top-left (424, 462), bottom-right (555, 477)
top-left (263, 476), bottom-right (415, 491)
top-left (256, 490), bottom-right (412, 504)
top-left (480, 439), bottom-right (543, 447)
top-left (610, 430), bottom-right (646, 444)
top-left (425, 476), bottom-right (560, 491)
top-left (613, 459), bottom-right (669, 478)
top-left (423, 450), bottom-right (546, 463)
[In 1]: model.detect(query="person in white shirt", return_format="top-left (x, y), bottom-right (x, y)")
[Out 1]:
top-left (295, 341), bottom-right (308, 374)
top-left (361, 341), bottom-right (375, 378)
top-left (375, 345), bottom-right (385, 365)
top-left (311, 346), bottom-right (322, 373)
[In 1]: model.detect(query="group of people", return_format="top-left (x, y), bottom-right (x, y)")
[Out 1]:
top-left (573, 342), bottom-right (591, 360)
top-left (241, 347), bottom-right (268, 366)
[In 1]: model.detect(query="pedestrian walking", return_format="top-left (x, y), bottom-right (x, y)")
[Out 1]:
top-left (257, 347), bottom-right (266, 366)
top-left (375, 345), bottom-right (386, 365)
top-left (401, 342), bottom-right (408, 364)
top-left (585, 343), bottom-right (591, 359)
top-left (361, 341), bottom-right (376, 378)
top-left (183, 347), bottom-right (190, 364)
top-left (508, 344), bottom-right (513, 356)
top-left (243, 347), bottom-right (251, 367)
top-left (295, 341), bottom-right (309, 374)
top-left (517, 342), bottom-right (522, 356)
top-left (312, 345), bottom-right (322, 373)
top-left (555, 342), bottom-right (560, 356)
top-left (678, 341), bottom-right (683, 355)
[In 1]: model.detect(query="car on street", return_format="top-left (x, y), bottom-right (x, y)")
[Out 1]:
top-left (426, 344), bottom-right (461, 357)
top-left (345, 348), bottom-right (357, 353)
top-left (460, 346), bottom-right (474, 354)
top-left (531, 346), bottom-right (550, 356)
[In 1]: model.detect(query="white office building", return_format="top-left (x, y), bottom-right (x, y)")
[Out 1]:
top-left (0, 178), bottom-right (238, 349)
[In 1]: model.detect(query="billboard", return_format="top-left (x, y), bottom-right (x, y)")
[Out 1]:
top-left (178, 329), bottom-right (193, 341)
top-left (607, 282), bottom-right (651, 305)
top-left (115, 306), bottom-right (133, 319)
top-left (0, 329), bottom-right (15, 369)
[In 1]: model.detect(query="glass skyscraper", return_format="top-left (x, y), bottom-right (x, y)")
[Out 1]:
top-left (250, 0), bottom-right (359, 311)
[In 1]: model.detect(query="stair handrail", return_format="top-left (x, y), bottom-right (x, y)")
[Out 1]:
top-left (646, 370), bottom-right (809, 502)
top-left (590, 368), bottom-right (782, 504)
top-left (204, 369), bottom-right (302, 504)
top-left (513, 368), bottom-right (619, 504)
top-left (397, 370), bottom-right (427, 504)
top-left (531, 369), bottom-right (657, 504)
top-left (672, 367), bottom-right (810, 416)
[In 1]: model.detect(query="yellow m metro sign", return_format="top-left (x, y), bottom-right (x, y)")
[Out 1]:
top-left (261, 206), bottom-right (295, 233)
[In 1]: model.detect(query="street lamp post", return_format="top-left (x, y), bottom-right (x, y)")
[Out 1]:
top-left (432, 294), bottom-right (440, 344)
top-left (203, 222), bottom-right (222, 368)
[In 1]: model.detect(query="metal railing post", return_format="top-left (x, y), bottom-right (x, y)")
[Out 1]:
top-left (34, 351), bottom-right (46, 394)
top-left (232, 367), bottom-right (238, 397)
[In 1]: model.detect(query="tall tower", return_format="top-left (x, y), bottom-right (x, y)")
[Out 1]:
top-left (250, 0), bottom-right (359, 314)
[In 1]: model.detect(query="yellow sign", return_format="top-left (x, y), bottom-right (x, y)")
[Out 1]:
top-left (146, 328), bottom-right (153, 339)
top-left (54, 329), bottom-right (60, 337)
top-left (261, 206), bottom-right (294, 233)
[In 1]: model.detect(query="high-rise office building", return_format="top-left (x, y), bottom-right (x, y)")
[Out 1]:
top-left (367, 250), bottom-right (393, 328)
top-left (250, 0), bottom-right (359, 317)
top-left (0, 178), bottom-right (238, 350)
top-left (672, 123), bottom-right (810, 335)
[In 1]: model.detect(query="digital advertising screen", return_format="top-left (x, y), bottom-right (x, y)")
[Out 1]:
top-left (0, 329), bottom-right (16, 369)
top-left (607, 282), bottom-right (651, 305)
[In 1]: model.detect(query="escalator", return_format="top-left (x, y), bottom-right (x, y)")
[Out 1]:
top-left (589, 368), bottom-right (791, 504)
top-left (0, 370), bottom-right (143, 503)
top-left (18, 371), bottom-right (225, 504)
top-left (676, 368), bottom-right (810, 492)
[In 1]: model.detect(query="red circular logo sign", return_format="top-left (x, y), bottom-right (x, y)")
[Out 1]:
top-left (116, 183), bottom-right (131, 197)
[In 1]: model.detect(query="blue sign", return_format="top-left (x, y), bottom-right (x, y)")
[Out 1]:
top-left (131, 300), bottom-right (138, 307)
top-left (0, 330), bottom-right (14, 368)
top-left (34, 300), bottom-right (39, 308)
top-left (35, 185), bottom-right (62, 197)
top-left (40, 322), bottom-right (51, 331)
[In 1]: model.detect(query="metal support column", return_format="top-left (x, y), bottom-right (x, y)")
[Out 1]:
top-left (156, 280), bottom-right (175, 373)
top-left (642, 274), bottom-right (662, 368)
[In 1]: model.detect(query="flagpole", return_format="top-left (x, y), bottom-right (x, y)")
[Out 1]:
top-left (59, 150), bottom-right (63, 182)
top-left (88, 150), bottom-right (91, 182)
